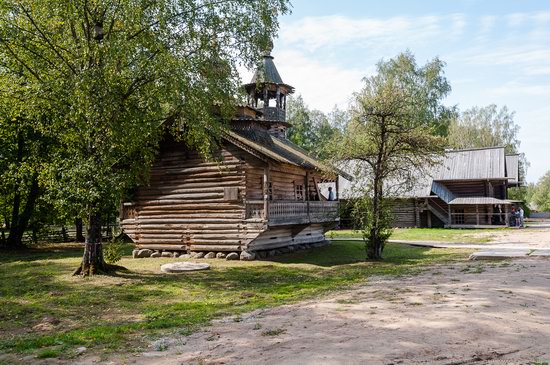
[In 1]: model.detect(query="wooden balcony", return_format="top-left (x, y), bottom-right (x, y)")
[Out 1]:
top-left (245, 200), bottom-right (339, 226)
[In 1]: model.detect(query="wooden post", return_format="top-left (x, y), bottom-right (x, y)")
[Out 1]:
top-left (335, 176), bottom-right (339, 201)
top-left (448, 206), bottom-right (452, 228)
top-left (504, 204), bottom-right (509, 227)
top-left (414, 199), bottom-right (420, 228)
top-left (476, 204), bottom-right (480, 226)
top-left (305, 172), bottom-right (311, 221)
top-left (263, 165), bottom-right (270, 219)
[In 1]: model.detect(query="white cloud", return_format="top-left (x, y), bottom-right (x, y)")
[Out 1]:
top-left (279, 14), bottom-right (466, 51)
top-left (240, 50), bottom-right (366, 113)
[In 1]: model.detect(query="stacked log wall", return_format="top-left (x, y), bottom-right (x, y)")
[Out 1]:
top-left (122, 142), bottom-right (254, 252)
top-left (390, 199), bottom-right (417, 228)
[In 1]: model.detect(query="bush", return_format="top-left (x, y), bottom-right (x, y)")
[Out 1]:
top-left (103, 240), bottom-right (125, 264)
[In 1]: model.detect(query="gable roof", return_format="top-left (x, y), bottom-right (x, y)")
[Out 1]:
top-left (339, 146), bottom-right (520, 199)
top-left (431, 146), bottom-right (506, 180)
top-left (223, 129), bottom-right (351, 179)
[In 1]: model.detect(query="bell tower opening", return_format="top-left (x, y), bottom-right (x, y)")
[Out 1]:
top-left (244, 42), bottom-right (295, 139)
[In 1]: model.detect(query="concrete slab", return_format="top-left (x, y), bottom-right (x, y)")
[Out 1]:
top-left (469, 249), bottom-right (531, 260)
top-left (529, 249), bottom-right (550, 257)
top-left (160, 262), bottom-right (210, 273)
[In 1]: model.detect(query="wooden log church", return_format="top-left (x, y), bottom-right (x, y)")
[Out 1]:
top-left (121, 46), bottom-right (348, 259)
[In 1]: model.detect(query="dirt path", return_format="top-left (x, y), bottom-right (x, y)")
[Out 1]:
top-left (80, 259), bottom-right (550, 365)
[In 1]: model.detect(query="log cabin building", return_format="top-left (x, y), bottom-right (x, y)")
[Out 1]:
top-left (121, 47), bottom-right (349, 259)
top-left (338, 146), bottom-right (522, 228)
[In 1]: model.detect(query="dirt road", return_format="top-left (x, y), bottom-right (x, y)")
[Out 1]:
top-left (84, 259), bottom-right (550, 365)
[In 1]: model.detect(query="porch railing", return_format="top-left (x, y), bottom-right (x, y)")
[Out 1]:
top-left (245, 200), bottom-right (339, 224)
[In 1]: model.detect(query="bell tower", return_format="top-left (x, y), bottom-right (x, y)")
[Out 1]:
top-left (244, 43), bottom-right (294, 139)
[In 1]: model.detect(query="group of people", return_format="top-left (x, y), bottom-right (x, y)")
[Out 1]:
top-left (510, 206), bottom-right (524, 228)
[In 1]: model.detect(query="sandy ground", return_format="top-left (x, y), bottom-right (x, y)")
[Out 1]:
top-left (465, 221), bottom-right (550, 248)
top-left (75, 259), bottom-right (550, 365)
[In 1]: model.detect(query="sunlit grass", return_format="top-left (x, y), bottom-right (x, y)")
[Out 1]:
top-left (327, 227), bottom-right (511, 243)
top-left (0, 241), bottom-right (471, 360)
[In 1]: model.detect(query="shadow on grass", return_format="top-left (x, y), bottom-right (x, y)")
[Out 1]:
top-left (0, 240), bottom-right (468, 356)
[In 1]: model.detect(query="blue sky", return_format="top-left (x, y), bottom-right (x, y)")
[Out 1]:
top-left (242, 0), bottom-right (550, 183)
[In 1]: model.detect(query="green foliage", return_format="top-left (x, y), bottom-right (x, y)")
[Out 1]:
top-left (447, 104), bottom-right (528, 179)
top-left (331, 52), bottom-right (450, 259)
top-left (352, 196), bottom-right (393, 257)
top-left (102, 240), bottom-right (126, 264)
top-left (448, 105), bottom-right (521, 153)
top-left (531, 171), bottom-right (550, 211)
top-left (0, 0), bottom-right (289, 253)
top-left (0, 241), bottom-right (469, 357)
top-left (286, 95), bottom-right (345, 158)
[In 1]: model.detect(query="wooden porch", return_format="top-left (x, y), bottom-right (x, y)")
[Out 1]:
top-left (245, 200), bottom-right (339, 226)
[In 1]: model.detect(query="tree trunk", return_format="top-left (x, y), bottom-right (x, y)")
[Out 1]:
top-left (367, 165), bottom-right (384, 260)
top-left (75, 218), bottom-right (85, 242)
top-left (73, 212), bottom-right (108, 276)
top-left (6, 175), bottom-right (40, 248)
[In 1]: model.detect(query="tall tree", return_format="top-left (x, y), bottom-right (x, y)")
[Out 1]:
top-left (448, 104), bottom-right (528, 201)
top-left (531, 172), bottom-right (550, 212)
top-left (0, 76), bottom-right (53, 248)
top-left (0, 0), bottom-right (289, 274)
top-left (332, 52), bottom-right (449, 260)
top-left (286, 95), bottom-right (344, 158)
top-left (448, 104), bottom-right (521, 153)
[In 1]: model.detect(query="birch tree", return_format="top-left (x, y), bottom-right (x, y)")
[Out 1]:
top-left (333, 52), bottom-right (449, 260)
top-left (0, 0), bottom-right (289, 274)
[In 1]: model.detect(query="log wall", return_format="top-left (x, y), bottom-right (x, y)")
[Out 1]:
top-left (390, 199), bottom-right (417, 228)
top-left (122, 141), bottom-right (256, 252)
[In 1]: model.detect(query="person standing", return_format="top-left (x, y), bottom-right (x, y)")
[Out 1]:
top-left (519, 207), bottom-right (525, 228)
top-left (327, 186), bottom-right (335, 201)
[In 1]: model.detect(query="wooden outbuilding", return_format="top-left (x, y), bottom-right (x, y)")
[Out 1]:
top-left (338, 147), bottom-right (522, 228)
top-left (121, 47), bottom-right (348, 258)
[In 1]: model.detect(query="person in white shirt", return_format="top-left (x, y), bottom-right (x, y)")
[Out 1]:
top-left (519, 207), bottom-right (524, 228)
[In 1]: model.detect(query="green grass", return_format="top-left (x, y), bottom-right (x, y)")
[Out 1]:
top-left (327, 227), bottom-right (511, 243)
top-left (0, 241), bottom-right (471, 360)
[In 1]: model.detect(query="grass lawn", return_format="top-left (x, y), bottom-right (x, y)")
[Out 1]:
top-left (0, 241), bottom-right (471, 361)
top-left (327, 227), bottom-right (510, 243)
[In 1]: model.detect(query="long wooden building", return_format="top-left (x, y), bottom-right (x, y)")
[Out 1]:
top-left (121, 47), bottom-right (348, 259)
top-left (337, 147), bottom-right (522, 228)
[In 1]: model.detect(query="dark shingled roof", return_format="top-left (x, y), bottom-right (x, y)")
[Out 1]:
top-left (250, 54), bottom-right (284, 84)
top-left (222, 129), bottom-right (351, 180)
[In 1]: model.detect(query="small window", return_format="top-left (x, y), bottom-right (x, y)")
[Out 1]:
top-left (294, 183), bottom-right (304, 201)
top-left (453, 208), bottom-right (465, 225)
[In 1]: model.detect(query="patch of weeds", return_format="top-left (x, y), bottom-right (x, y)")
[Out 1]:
top-left (253, 323), bottom-right (262, 330)
top-left (450, 278), bottom-right (460, 282)
top-left (408, 302), bottom-right (423, 306)
top-left (261, 328), bottom-right (286, 337)
top-left (473, 266), bottom-right (485, 274)
top-left (232, 316), bottom-right (242, 322)
top-left (36, 348), bottom-right (60, 359)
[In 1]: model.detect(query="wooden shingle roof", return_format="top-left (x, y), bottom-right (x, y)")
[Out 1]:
top-left (223, 129), bottom-right (351, 179)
